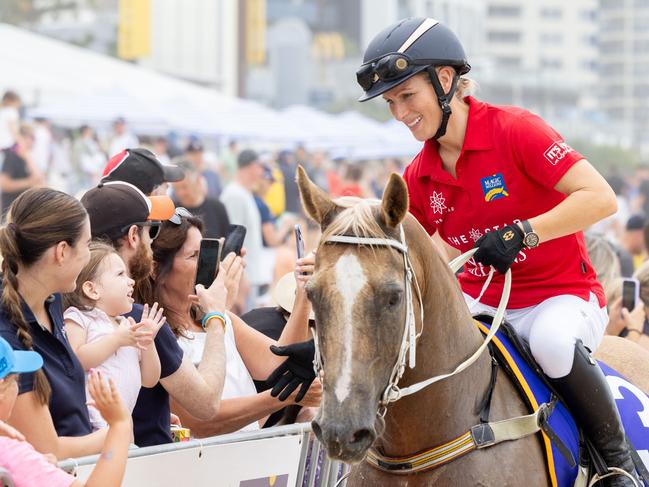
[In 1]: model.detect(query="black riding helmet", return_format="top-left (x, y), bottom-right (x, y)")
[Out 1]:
top-left (357, 17), bottom-right (470, 139)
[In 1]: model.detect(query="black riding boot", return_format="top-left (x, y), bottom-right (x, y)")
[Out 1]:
top-left (550, 340), bottom-right (639, 487)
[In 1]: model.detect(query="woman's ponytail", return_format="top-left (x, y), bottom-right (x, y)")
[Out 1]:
top-left (0, 225), bottom-right (51, 404)
top-left (0, 188), bottom-right (87, 405)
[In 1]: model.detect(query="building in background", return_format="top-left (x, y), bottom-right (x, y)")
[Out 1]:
top-left (1, 0), bottom-right (648, 156)
top-left (397, 0), bottom-right (486, 64)
top-left (478, 0), bottom-right (599, 122)
top-left (248, 0), bottom-right (363, 109)
top-left (138, 0), bottom-right (239, 96)
top-left (598, 0), bottom-right (649, 154)
top-left (11, 0), bottom-right (117, 54)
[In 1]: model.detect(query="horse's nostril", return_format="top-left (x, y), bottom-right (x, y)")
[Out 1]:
top-left (351, 428), bottom-right (374, 445)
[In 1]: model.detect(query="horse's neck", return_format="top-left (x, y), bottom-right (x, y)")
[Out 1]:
top-left (377, 235), bottom-right (494, 456)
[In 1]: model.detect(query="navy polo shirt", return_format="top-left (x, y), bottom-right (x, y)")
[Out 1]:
top-left (127, 304), bottom-right (183, 447)
top-left (0, 293), bottom-right (92, 437)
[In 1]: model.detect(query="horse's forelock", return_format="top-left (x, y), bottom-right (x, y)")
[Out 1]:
top-left (321, 197), bottom-right (391, 244)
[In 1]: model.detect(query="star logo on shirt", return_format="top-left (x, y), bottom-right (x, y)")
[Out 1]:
top-left (429, 191), bottom-right (447, 215)
top-left (469, 228), bottom-right (483, 242)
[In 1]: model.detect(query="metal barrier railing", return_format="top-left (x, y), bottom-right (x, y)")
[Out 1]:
top-left (58, 423), bottom-right (350, 487)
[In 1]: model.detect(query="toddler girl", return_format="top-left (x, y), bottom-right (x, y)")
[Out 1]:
top-left (63, 242), bottom-right (165, 430)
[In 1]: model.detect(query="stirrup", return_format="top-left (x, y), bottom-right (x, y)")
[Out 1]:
top-left (588, 467), bottom-right (641, 487)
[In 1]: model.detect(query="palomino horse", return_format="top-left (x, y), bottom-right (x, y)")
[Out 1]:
top-left (296, 166), bottom-right (648, 487)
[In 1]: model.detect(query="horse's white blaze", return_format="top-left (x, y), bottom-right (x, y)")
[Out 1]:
top-left (334, 253), bottom-right (367, 403)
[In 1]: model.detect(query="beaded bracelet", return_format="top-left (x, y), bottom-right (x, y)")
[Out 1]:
top-left (202, 311), bottom-right (227, 331)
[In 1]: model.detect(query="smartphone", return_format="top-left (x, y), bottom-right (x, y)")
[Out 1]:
top-left (221, 224), bottom-right (247, 259)
top-left (622, 278), bottom-right (640, 311)
top-left (295, 224), bottom-right (305, 259)
top-left (195, 238), bottom-right (222, 288)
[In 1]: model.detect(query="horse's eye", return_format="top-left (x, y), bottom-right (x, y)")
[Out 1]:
top-left (387, 290), bottom-right (403, 307)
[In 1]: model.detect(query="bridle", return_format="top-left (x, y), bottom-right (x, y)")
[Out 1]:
top-left (314, 223), bottom-right (602, 485)
top-left (311, 223), bottom-right (511, 410)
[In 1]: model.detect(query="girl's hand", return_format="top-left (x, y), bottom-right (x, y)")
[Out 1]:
top-left (139, 302), bottom-right (166, 338)
top-left (116, 317), bottom-right (153, 350)
top-left (86, 371), bottom-right (131, 427)
top-left (0, 419), bottom-right (25, 441)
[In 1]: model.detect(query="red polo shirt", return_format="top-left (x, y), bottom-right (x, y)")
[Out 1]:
top-left (403, 97), bottom-right (605, 309)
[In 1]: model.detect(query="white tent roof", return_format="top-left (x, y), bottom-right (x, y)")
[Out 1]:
top-left (0, 23), bottom-right (420, 155)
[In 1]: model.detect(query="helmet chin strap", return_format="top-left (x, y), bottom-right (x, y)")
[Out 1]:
top-left (428, 67), bottom-right (459, 140)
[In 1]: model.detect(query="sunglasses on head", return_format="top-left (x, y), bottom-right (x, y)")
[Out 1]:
top-left (120, 221), bottom-right (162, 240)
top-left (356, 53), bottom-right (446, 92)
top-left (168, 207), bottom-right (193, 225)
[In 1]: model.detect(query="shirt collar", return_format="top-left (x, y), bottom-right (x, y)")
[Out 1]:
top-left (415, 96), bottom-right (492, 181)
top-left (21, 294), bottom-right (58, 326)
top-left (462, 96), bottom-right (492, 151)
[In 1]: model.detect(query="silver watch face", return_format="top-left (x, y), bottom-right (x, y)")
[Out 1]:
top-left (524, 232), bottom-right (540, 248)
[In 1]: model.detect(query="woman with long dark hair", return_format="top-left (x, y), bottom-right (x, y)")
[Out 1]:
top-left (0, 188), bottom-right (108, 458)
top-left (138, 210), bottom-right (321, 436)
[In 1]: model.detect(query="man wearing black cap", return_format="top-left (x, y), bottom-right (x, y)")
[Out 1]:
top-left (82, 180), bottom-right (175, 282)
top-left (81, 180), bottom-right (228, 447)
top-left (221, 149), bottom-right (265, 308)
top-left (101, 148), bottom-right (184, 196)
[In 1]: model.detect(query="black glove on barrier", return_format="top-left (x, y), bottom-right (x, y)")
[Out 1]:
top-left (473, 224), bottom-right (524, 274)
top-left (267, 339), bottom-right (316, 402)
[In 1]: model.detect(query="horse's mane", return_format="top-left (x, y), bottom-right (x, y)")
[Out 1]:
top-left (321, 196), bottom-right (390, 244)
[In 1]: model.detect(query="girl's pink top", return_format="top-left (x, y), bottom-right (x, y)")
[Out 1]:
top-left (0, 436), bottom-right (74, 487)
top-left (64, 306), bottom-right (142, 430)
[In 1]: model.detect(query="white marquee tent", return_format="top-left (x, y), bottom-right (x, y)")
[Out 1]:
top-left (0, 23), bottom-right (420, 157)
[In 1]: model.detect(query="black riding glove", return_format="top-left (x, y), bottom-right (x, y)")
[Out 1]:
top-left (473, 224), bottom-right (524, 274)
top-left (266, 339), bottom-right (316, 402)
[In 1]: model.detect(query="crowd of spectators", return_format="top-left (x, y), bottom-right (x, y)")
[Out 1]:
top-left (0, 87), bottom-right (409, 483)
top-left (2, 85), bottom-right (648, 485)
top-left (0, 89), bottom-right (355, 485)
top-left (585, 168), bottom-right (649, 350)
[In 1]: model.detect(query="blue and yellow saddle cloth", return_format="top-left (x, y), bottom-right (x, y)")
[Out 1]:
top-left (476, 321), bottom-right (649, 487)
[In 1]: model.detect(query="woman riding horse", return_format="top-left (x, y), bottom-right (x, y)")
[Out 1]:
top-left (356, 17), bottom-right (637, 486)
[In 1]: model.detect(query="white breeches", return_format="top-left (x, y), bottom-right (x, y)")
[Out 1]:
top-left (464, 292), bottom-right (608, 379)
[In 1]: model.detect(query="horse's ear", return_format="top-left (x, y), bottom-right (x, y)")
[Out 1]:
top-left (296, 165), bottom-right (339, 227)
top-left (381, 173), bottom-right (409, 228)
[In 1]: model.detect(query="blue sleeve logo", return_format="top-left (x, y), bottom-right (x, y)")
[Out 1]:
top-left (481, 173), bottom-right (509, 202)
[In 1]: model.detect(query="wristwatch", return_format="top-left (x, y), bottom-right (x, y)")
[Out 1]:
top-left (521, 220), bottom-right (540, 249)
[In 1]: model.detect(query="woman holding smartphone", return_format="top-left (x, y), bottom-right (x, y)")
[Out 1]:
top-left (138, 213), bottom-right (321, 435)
top-left (607, 270), bottom-right (649, 351)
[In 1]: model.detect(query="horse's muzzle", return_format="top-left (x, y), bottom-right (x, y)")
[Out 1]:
top-left (312, 416), bottom-right (376, 463)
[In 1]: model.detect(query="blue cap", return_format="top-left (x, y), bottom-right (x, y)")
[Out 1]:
top-left (0, 337), bottom-right (43, 379)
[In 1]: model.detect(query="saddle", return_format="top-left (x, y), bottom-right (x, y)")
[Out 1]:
top-left (474, 315), bottom-right (649, 487)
